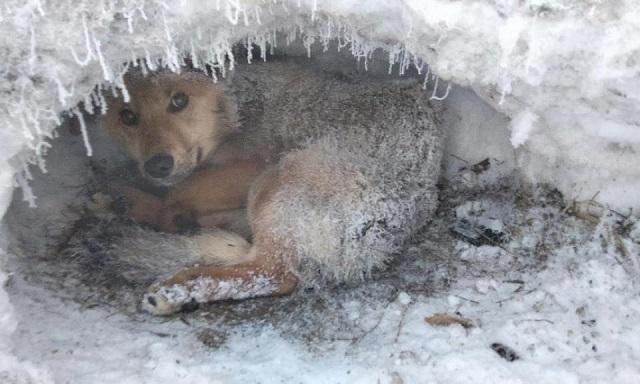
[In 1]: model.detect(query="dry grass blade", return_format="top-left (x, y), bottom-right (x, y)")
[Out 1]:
top-left (425, 313), bottom-right (475, 329)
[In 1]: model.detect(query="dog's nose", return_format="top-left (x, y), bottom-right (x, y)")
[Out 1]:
top-left (144, 153), bottom-right (174, 179)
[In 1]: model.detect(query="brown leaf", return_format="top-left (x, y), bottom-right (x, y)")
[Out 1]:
top-left (425, 313), bottom-right (475, 329)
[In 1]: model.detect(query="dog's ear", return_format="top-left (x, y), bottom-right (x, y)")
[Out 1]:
top-left (181, 56), bottom-right (238, 132)
top-left (218, 88), bottom-right (240, 133)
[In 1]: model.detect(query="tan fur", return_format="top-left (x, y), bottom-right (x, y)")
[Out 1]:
top-left (104, 74), bottom-right (241, 184)
top-left (104, 70), bottom-right (301, 314)
top-left (189, 229), bottom-right (254, 266)
top-left (103, 66), bottom-right (441, 315)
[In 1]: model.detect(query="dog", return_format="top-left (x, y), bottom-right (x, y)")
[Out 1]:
top-left (101, 60), bottom-right (443, 315)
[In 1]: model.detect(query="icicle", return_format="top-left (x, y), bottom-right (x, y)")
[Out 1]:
top-left (18, 114), bottom-right (35, 145)
top-left (162, 9), bottom-right (172, 42)
top-left (53, 74), bottom-right (72, 106)
top-left (138, 4), bottom-right (148, 20)
top-left (29, 23), bottom-right (37, 74)
top-left (84, 94), bottom-right (94, 115)
top-left (226, 46), bottom-right (235, 71)
top-left (16, 171), bottom-right (37, 208)
top-left (422, 66), bottom-right (431, 89)
top-left (210, 65), bottom-right (219, 82)
top-left (413, 55), bottom-right (425, 75)
top-left (140, 56), bottom-right (149, 76)
top-left (216, 50), bottom-right (226, 78)
top-left (303, 35), bottom-right (314, 58)
top-left (70, 14), bottom-right (95, 67)
top-left (35, 141), bottom-right (51, 173)
top-left (259, 36), bottom-right (267, 61)
top-left (97, 84), bottom-right (108, 114)
top-left (114, 62), bottom-right (131, 102)
top-left (27, 108), bottom-right (42, 137)
top-left (388, 49), bottom-right (395, 75)
top-left (430, 76), bottom-right (440, 98)
top-left (242, 5), bottom-right (249, 26)
top-left (165, 44), bottom-right (180, 73)
top-left (126, 13), bottom-right (134, 33)
top-left (246, 37), bottom-right (254, 64)
top-left (399, 48), bottom-right (411, 76)
top-left (311, 0), bottom-right (318, 21)
top-left (41, 108), bottom-right (61, 128)
top-left (72, 107), bottom-right (93, 157)
top-left (144, 47), bottom-right (157, 71)
top-left (90, 88), bottom-right (100, 114)
top-left (430, 77), bottom-right (452, 101)
top-left (93, 35), bottom-right (113, 82)
top-left (225, 0), bottom-right (241, 25)
top-left (271, 29), bottom-right (277, 54)
top-left (190, 41), bottom-right (200, 68)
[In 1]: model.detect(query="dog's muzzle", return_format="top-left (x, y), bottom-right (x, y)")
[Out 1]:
top-left (144, 153), bottom-right (174, 179)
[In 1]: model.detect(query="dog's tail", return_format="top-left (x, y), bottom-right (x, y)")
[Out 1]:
top-left (104, 226), bottom-right (253, 282)
top-left (186, 229), bottom-right (253, 266)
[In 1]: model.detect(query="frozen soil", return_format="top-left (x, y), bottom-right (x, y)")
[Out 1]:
top-left (5, 160), bottom-right (640, 384)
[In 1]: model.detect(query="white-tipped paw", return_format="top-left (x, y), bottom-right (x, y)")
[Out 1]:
top-left (141, 284), bottom-right (195, 316)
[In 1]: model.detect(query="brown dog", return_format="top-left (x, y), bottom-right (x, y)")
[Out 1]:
top-left (102, 62), bottom-right (442, 315)
top-left (103, 69), bottom-right (300, 314)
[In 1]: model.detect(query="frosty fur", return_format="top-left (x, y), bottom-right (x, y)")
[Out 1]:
top-left (228, 61), bottom-right (443, 284)
top-left (114, 60), bottom-right (443, 312)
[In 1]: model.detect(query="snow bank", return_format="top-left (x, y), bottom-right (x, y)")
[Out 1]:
top-left (7, 170), bottom-right (640, 384)
top-left (2, 0), bottom-right (639, 211)
top-left (1, 0), bottom-right (639, 381)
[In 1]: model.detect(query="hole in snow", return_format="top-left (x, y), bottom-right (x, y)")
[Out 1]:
top-left (3, 37), bottom-right (517, 342)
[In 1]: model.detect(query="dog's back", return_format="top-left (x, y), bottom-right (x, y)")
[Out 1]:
top-left (228, 61), bottom-right (443, 284)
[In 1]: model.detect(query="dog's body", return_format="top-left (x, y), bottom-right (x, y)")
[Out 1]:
top-left (102, 61), bottom-right (443, 315)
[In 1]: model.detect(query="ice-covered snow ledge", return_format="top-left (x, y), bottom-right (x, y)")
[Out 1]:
top-left (2, 0), bottom-right (638, 212)
top-left (1, 0), bottom-right (639, 380)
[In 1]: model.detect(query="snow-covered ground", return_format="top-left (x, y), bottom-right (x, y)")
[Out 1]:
top-left (6, 160), bottom-right (640, 383)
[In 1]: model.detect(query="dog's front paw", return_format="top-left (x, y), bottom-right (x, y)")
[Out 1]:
top-left (157, 204), bottom-right (199, 234)
top-left (142, 284), bottom-right (198, 316)
top-left (110, 192), bottom-right (130, 215)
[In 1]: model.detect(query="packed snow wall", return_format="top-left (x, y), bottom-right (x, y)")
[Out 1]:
top-left (1, 0), bottom-right (639, 381)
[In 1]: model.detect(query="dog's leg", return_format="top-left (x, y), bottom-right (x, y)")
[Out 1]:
top-left (142, 167), bottom-right (300, 315)
top-left (157, 159), bottom-right (264, 232)
top-left (141, 148), bottom-right (368, 315)
top-left (141, 250), bottom-right (297, 315)
top-left (111, 185), bottom-right (163, 226)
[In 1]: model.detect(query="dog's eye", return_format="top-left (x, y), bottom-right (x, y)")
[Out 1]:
top-left (120, 109), bottom-right (138, 126)
top-left (169, 92), bottom-right (189, 112)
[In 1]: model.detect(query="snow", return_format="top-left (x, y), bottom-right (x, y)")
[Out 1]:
top-left (0, 0), bottom-right (640, 382)
top-left (6, 166), bottom-right (640, 383)
top-left (509, 110), bottom-right (538, 148)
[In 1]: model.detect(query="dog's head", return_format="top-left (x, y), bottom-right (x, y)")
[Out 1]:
top-left (102, 70), bottom-right (237, 186)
